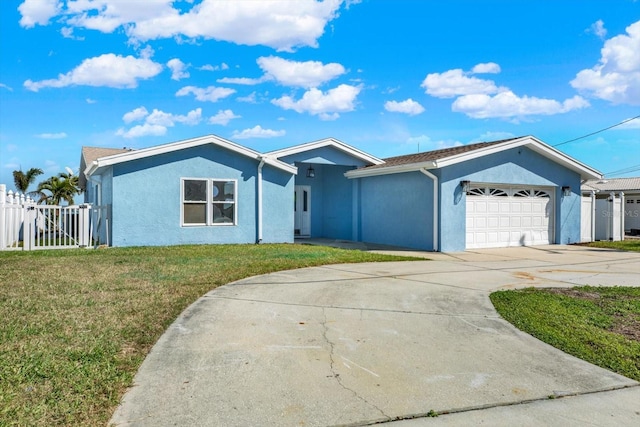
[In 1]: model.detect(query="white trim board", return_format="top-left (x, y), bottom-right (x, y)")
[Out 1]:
top-left (85, 134), bottom-right (297, 177)
top-left (267, 137), bottom-right (384, 166)
top-left (346, 136), bottom-right (602, 180)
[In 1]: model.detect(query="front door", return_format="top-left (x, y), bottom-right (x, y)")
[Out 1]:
top-left (294, 185), bottom-right (311, 237)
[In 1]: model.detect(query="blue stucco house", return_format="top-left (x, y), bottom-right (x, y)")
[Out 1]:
top-left (80, 135), bottom-right (297, 247)
top-left (81, 134), bottom-right (601, 251)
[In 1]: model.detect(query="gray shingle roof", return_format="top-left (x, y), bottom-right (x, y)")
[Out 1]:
top-left (79, 146), bottom-right (133, 190)
top-left (361, 138), bottom-right (521, 170)
top-left (581, 177), bottom-right (640, 192)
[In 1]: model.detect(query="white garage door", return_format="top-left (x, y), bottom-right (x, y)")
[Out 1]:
top-left (466, 186), bottom-right (554, 249)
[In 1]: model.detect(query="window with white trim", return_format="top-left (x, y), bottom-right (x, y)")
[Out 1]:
top-left (182, 179), bottom-right (236, 226)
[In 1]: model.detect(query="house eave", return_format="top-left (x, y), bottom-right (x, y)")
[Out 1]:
top-left (346, 135), bottom-right (603, 181)
top-left (435, 135), bottom-right (602, 180)
top-left (345, 161), bottom-right (437, 178)
top-left (268, 137), bottom-right (385, 166)
top-left (84, 134), bottom-right (297, 177)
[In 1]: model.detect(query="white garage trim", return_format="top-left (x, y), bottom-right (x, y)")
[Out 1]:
top-left (466, 185), bottom-right (555, 249)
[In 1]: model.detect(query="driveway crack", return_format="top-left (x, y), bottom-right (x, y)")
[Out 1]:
top-left (321, 308), bottom-right (390, 422)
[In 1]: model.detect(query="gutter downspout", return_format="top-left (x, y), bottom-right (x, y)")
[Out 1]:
top-left (419, 169), bottom-right (438, 251)
top-left (257, 157), bottom-right (266, 244)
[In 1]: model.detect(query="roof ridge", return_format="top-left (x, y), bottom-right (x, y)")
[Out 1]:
top-left (384, 137), bottom-right (524, 161)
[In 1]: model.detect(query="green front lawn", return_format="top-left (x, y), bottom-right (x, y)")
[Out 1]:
top-left (491, 286), bottom-right (640, 381)
top-left (0, 244), bottom-right (416, 426)
top-left (584, 239), bottom-right (640, 252)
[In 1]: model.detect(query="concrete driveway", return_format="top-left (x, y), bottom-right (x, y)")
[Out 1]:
top-left (110, 245), bottom-right (640, 426)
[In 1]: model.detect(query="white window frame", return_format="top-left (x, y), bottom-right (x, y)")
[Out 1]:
top-left (181, 178), bottom-right (238, 227)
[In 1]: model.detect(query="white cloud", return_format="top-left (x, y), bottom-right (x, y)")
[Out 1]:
top-left (220, 57), bottom-right (345, 88)
top-left (217, 76), bottom-right (267, 85)
top-left (117, 123), bottom-right (167, 139)
top-left (617, 117), bottom-right (640, 129)
top-left (149, 108), bottom-right (201, 126)
top-left (24, 53), bottom-right (162, 91)
top-left (19, 0), bottom-right (61, 28)
top-left (384, 98), bottom-right (425, 116)
top-left (232, 125), bottom-right (286, 139)
top-left (175, 85), bottom-right (236, 102)
top-left (167, 58), bottom-right (190, 80)
top-left (424, 62), bottom-right (591, 119)
top-left (571, 20), bottom-right (640, 105)
top-left (0, 83), bottom-right (13, 92)
top-left (472, 62), bottom-right (501, 74)
top-left (138, 45), bottom-right (155, 60)
top-left (65, 0), bottom-right (176, 33)
top-left (117, 107), bottom-right (202, 138)
top-left (421, 68), bottom-right (502, 98)
top-left (123, 106), bottom-right (149, 123)
top-left (61, 26), bottom-right (84, 40)
top-left (86, 98), bottom-right (97, 104)
top-left (208, 110), bottom-right (241, 125)
top-left (237, 92), bottom-right (258, 103)
top-left (588, 19), bottom-right (607, 39)
top-left (452, 91), bottom-right (589, 119)
top-left (257, 56), bottom-right (345, 88)
top-left (199, 63), bottom-right (229, 71)
top-left (30, 0), bottom-right (347, 52)
top-left (35, 132), bottom-right (67, 139)
top-left (272, 84), bottom-right (361, 120)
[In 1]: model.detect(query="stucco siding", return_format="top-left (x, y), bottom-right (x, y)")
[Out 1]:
top-left (261, 166), bottom-right (295, 243)
top-left (108, 144), bottom-right (290, 247)
top-left (357, 171), bottom-right (434, 250)
top-left (294, 163), bottom-right (355, 240)
top-left (320, 165), bottom-right (354, 239)
top-left (280, 146), bottom-right (370, 167)
top-left (438, 146), bottom-right (582, 252)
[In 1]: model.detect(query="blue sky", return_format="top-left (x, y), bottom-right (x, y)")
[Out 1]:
top-left (1, 0), bottom-right (639, 194)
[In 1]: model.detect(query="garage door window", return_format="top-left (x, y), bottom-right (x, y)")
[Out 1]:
top-left (489, 188), bottom-right (508, 197)
top-left (513, 189), bottom-right (550, 198)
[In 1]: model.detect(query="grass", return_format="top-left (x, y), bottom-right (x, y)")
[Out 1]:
top-left (583, 239), bottom-right (640, 252)
top-left (0, 244), bottom-right (416, 426)
top-left (491, 286), bottom-right (640, 381)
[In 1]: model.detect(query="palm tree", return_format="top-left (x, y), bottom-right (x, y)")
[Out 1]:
top-left (12, 167), bottom-right (43, 195)
top-left (36, 173), bottom-right (81, 205)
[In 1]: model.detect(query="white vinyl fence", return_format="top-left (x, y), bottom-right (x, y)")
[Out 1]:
top-left (581, 191), bottom-right (625, 242)
top-left (0, 184), bottom-right (109, 251)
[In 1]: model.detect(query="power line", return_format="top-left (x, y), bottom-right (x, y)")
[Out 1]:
top-left (552, 113), bottom-right (640, 147)
top-left (605, 164), bottom-right (640, 177)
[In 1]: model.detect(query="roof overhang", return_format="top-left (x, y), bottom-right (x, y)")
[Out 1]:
top-left (346, 135), bottom-right (603, 180)
top-left (267, 137), bottom-right (384, 166)
top-left (84, 134), bottom-right (298, 177)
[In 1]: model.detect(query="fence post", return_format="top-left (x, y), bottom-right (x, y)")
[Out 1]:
top-left (0, 184), bottom-right (5, 250)
top-left (79, 204), bottom-right (90, 248)
top-left (620, 192), bottom-right (625, 240)
top-left (22, 205), bottom-right (38, 251)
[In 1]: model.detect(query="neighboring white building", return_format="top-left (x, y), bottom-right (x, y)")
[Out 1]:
top-left (581, 177), bottom-right (640, 241)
